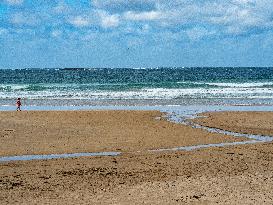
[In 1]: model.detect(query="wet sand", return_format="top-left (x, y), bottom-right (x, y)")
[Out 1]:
top-left (193, 111), bottom-right (273, 136)
top-left (0, 111), bottom-right (244, 156)
top-left (1, 111), bottom-right (273, 204)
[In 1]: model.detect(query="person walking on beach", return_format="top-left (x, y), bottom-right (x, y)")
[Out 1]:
top-left (16, 98), bottom-right (22, 111)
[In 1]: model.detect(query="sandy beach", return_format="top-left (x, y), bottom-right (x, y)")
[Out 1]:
top-left (1, 110), bottom-right (273, 204)
top-left (0, 111), bottom-right (245, 156)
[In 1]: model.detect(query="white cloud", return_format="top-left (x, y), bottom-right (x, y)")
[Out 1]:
top-left (141, 24), bottom-right (150, 32)
top-left (69, 16), bottom-right (90, 27)
top-left (5, 0), bottom-right (23, 5)
top-left (99, 11), bottom-right (120, 28)
top-left (51, 30), bottom-right (62, 38)
top-left (186, 27), bottom-right (216, 41)
top-left (3, 0), bottom-right (273, 41)
top-left (123, 24), bottom-right (150, 35)
top-left (0, 28), bottom-right (9, 35)
top-left (53, 2), bottom-right (70, 14)
top-left (124, 11), bottom-right (162, 21)
top-left (10, 12), bottom-right (39, 26)
top-left (232, 0), bottom-right (255, 5)
top-left (91, 0), bottom-right (273, 35)
top-left (10, 28), bottom-right (36, 36)
top-left (154, 0), bottom-right (273, 34)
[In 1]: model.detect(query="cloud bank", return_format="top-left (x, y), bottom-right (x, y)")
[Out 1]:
top-left (1, 0), bottom-right (273, 38)
top-left (1, 0), bottom-right (273, 67)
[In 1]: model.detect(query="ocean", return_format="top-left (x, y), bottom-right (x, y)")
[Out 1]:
top-left (1, 67), bottom-right (273, 107)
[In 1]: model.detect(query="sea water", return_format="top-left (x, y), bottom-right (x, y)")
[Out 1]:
top-left (0, 67), bottom-right (273, 107)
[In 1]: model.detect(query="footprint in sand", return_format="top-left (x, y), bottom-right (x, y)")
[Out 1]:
top-left (3, 129), bottom-right (15, 132)
top-left (1, 129), bottom-right (15, 137)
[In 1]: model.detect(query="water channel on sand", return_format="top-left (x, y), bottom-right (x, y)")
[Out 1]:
top-left (0, 105), bottom-right (272, 162)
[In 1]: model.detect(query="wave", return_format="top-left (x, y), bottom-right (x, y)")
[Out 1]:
top-left (1, 86), bottom-right (273, 100)
top-left (1, 81), bottom-right (273, 92)
top-left (204, 82), bottom-right (273, 88)
top-left (1, 81), bottom-right (273, 102)
top-left (177, 82), bottom-right (273, 88)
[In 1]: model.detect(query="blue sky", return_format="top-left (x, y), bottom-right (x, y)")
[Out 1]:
top-left (0, 0), bottom-right (273, 68)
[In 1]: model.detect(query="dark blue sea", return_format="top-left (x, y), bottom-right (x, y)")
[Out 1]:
top-left (1, 67), bottom-right (273, 107)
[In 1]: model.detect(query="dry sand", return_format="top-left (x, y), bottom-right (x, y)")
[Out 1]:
top-left (1, 111), bottom-right (273, 204)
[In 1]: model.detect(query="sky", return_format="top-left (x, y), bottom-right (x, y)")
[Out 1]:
top-left (0, 0), bottom-right (273, 68)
